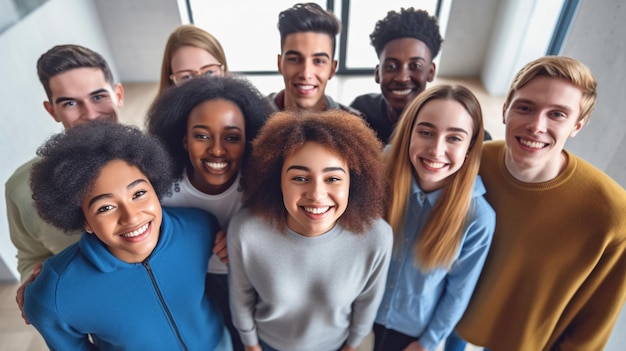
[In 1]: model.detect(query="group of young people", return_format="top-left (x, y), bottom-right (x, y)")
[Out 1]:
top-left (6, 2), bottom-right (626, 351)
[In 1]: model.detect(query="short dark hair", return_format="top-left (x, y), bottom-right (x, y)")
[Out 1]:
top-left (243, 110), bottom-right (387, 234)
top-left (146, 75), bottom-right (272, 180)
top-left (278, 2), bottom-right (341, 57)
top-left (370, 8), bottom-right (443, 59)
top-left (30, 121), bottom-right (174, 233)
top-left (37, 44), bottom-right (115, 101)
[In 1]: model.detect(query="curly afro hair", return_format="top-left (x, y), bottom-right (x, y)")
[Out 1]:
top-left (146, 75), bottom-right (272, 180)
top-left (242, 109), bottom-right (387, 234)
top-left (30, 120), bottom-right (174, 233)
top-left (370, 7), bottom-right (443, 59)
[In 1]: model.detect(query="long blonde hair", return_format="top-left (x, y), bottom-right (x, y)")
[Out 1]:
top-left (386, 85), bottom-right (484, 271)
top-left (157, 25), bottom-right (228, 97)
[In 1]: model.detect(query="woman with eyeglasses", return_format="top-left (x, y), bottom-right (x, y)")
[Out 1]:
top-left (156, 24), bottom-right (228, 98)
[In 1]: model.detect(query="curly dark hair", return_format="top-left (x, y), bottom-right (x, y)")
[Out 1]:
top-left (242, 110), bottom-right (387, 234)
top-left (30, 120), bottom-right (174, 233)
top-left (370, 7), bottom-right (443, 59)
top-left (37, 44), bottom-right (115, 101)
top-left (146, 75), bottom-right (272, 180)
top-left (278, 2), bottom-right (341, 57)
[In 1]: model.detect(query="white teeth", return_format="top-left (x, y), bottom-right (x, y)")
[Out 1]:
top-left (520, 138), bottom-right (546, 149)
top-left (423, 159), bottom-right (446, 169)
top-left (304, 206), bottom-right (329, 214)
top-left (392, 89), bottom-right (412, 96)
top-left (121, 223), bottom-right (149, 238)
top-left (205, 161), bottom-right (227, 170)
top-left (297, 85), bottom-right (315, 91)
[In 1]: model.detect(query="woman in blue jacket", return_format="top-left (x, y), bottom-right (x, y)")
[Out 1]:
top-left (24, 121), bottom-right (231, 351)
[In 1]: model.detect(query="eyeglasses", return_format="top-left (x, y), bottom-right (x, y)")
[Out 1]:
top-left (170, 63), bottom-right (223, 85)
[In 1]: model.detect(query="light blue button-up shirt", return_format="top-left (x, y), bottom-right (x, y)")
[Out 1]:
top-left (375, 175), bottom-right (495, 351)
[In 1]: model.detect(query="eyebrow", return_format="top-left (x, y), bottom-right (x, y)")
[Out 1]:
top-left (514, 98), bottom-right (574, 113)
top-left (54, 88), bottom-right (110, 105)
top-left (286, 165), bottom-right (346, 173)
top-left (191, 125), bottom-right (243, 131)
top-left (284, 50), bottom-right (331, 59)
top-left (87, 178), bottom-right (147, 209)
top-left (417, 121), bottom-right (469, 135)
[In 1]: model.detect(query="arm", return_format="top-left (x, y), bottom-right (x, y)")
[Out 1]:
top-left (24, 264), bottom-right (93, 351)
top-left (213, 229), bottom-right (228, 264)
top-left (227, 216), bottom-right (260, 347)
top-left (556, 240), bottom-right (626, 350)
top-left (6, 179), bottom-right (78, 282)
top-left (419, 210), bottom-right (495, 351)
top-left (346, 226), bottom-right (393, 349)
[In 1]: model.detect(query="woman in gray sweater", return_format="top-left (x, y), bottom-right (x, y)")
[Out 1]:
top-left (228, 110), bottom-right (393, 351)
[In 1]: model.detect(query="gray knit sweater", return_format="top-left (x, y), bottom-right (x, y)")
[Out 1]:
top-left (228, 208), bottom-right (393, 351)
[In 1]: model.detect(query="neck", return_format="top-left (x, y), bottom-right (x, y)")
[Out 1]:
top-left (504, 150), bottom-right (568, 183)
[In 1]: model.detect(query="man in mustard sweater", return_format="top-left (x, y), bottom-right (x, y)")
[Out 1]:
top-left (449, 56), bottom-right (626, 350)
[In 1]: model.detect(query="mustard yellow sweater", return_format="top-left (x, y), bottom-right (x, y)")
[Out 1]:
top-left (456, 141), bottom-right (626, 351)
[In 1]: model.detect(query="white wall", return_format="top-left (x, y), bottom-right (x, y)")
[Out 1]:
top-left (93, 0), bottom-right (182, 82)
top-left (0, 0), bottom-right (117, 281)
top-left (561, 0), bottom-right (626, 186)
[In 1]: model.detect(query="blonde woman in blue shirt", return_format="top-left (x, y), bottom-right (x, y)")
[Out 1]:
top-left (374, 85), bottom-right (496, 351)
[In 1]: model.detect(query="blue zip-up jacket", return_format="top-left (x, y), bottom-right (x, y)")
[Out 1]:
top-left (375, 176), bottom-right (495, 351)
top-left (24, 207), bottom-right (225, 351)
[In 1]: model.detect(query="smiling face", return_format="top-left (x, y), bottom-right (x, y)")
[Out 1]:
top-left (44, 67), bottom-right (124, 129)
top-left (183, 99), bottom-right (246, 195)
top-left (409, 99), bottom-right (474, 193)
top-left (278, 32), bottom-right (338, 111)
top-left (281, 142), bottom-right (349, 236)
top-left (375, 37), bottom-right (435, 120)
top-left (82, 160), bottom-right (162, 263)
top-left (503, 76), bottom-right (585, 182)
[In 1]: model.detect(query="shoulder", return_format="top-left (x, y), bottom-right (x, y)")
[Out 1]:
top-left (5, 157), bottom-right (38, 197)
top-left (355, 218), bottom-right (394, 250)
top-left (163, 206), bottom-right (218, 228)
top-left (350, 93), bottom-right (383, 108)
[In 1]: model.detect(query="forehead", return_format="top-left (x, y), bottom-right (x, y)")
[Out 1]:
top-left (380, 37), bottom-right (432, 61)
top-left (48, 67), bottom-right (113, 100)
top-left (170, 45), bottom-right (220, 72)
top-left (284, 142), bottom-right (347, 168)
top-left (282, 32), bottom-right (334, 55)
top-left (510, 76), bottom-right (583, 111)
top-left (89, 160), bottom-right (145, 193)
top-left (415, 99), bottom-right (473, 129)
top-left (188, 99), bottom-right (245, 126)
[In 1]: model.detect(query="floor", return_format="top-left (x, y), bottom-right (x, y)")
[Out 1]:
top-left (0, 75), bottom-right (502, 351)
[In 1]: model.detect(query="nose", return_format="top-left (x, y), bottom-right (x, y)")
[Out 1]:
top-left (394, 65), bottom-right (410, 82)
top-left (428, 137), bottom-right (445, 156)
top-left (306, 179), bottom-right (327, 201)
top-left (526, 113), bottom-right (547, 133)
top-left (118, 203), bottom-right (141, 226)
top-left (300, 60), bottom-right (313, 79)
top-left (81, 102), bottom-right (100, 121)
top-left (209, 139), bottom-right (225, 157)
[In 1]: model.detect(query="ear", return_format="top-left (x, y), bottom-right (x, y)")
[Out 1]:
top-left (43, 100), bottom-right (62, 123)
top-left (183, 134), bottom-right (189, 151)
top-left (502, 103), bottom-right (508, 124)
top-left (569, 118), bottom-right (586, 137)
top-left (374, 64), bottom-right (381, 84)
top-left (114, 83), bottom-right (125, 108)
top-left (277, 54), bottom-right (283, 75)
top-left (84, 223), bottom-right (93, 234)
top-left (427, 62), bottom-right (436, 82)
top-left (329, 59), bottom-right (338, 80)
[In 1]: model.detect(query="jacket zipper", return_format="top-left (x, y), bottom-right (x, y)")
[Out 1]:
top-left (143, 260), bottom-right (188, 351)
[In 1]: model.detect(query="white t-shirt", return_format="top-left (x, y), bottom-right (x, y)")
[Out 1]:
top-left (161, 171), bottom-right (243, 274)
